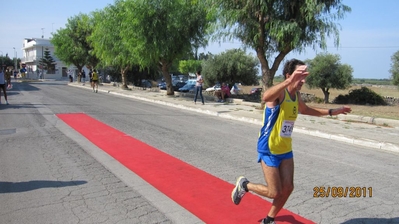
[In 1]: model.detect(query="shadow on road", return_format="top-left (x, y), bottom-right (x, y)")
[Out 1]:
top-left (341, 217), bottom-right (399, 224)
top-left (0, 180), bottom-right (87, 193)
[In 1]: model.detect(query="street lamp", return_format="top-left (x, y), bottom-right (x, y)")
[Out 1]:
top-left (13, 47), bottom-right (17, 73)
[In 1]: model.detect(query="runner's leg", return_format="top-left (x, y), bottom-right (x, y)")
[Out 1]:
top-left (267, 158), bottom-right (294, 218)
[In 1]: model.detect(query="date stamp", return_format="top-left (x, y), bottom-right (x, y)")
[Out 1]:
top-left (313, 186), bottom-right (373, 198)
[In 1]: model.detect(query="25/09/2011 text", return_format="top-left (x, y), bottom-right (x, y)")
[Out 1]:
top-left (313, 187), bottom-right (373, 198)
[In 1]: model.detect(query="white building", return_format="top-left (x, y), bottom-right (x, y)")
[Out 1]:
top-left (21, 37), bottom-right (79, 80)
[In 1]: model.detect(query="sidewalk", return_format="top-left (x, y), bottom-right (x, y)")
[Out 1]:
top-left (68, 82), bottom-right (399, 153)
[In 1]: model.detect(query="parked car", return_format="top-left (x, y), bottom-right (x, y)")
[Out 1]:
top-left (179, 79), bottom-right (197, 92)
top-left (179, 83), bottom-right (196, 92)
top-left (173, 80), bottom-right (187, 91)
top-left (141, 79), bottom-right (152, 88)
top-left (158, 81), bottom-right (166, 90)
top-left (205, 83), bottom-right (221, 92)
top-left (249, 87), bottom-right (263, 95)
top-left (230, 83), bottom-right (242, 95)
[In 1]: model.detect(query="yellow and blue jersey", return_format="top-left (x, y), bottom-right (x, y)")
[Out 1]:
top-left (257, 89), bottom-right (299, 155)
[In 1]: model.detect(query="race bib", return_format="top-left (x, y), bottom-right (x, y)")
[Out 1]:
top-left (280, 120), bottom-right (294, 137)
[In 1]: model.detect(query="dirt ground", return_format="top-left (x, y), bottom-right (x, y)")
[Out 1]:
top-left (239, 85), bottom-right (399, 120)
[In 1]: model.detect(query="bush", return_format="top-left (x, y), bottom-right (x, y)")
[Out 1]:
top-left (332, 87), bottom-right (387, 105)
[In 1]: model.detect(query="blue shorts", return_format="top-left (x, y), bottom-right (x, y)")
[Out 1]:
top-left (257, 151), bottom-right (293, 167)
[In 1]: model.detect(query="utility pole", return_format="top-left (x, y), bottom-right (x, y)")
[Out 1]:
top-left (0, 50), bottom-right (3, 70)
top-left (41, 28), bottom-right (45, 38)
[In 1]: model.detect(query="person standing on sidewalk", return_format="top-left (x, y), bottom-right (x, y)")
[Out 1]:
top-left (81, 69), bottom-right (86, 86)
top-left (194, 70), bottom-right (204, 105)
top-left (0, 68), bottom-right (9, 104)
top-left (231, 59), bottom-right (352, 224)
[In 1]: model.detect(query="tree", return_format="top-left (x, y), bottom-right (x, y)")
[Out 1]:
top-left (207, 0), bottom-right (351, 92)
top-left (90, 4), bottom-right (138, 89)
top-left (201, 49), bottom-right (259, 87)
top-left (51, 13), bottom-right (99, 82)
top-left (178, 60), bottom-right (202, 75)
top-left (121, 0), bottom-right (213, 95)
top-left (305, 53), bottom-right (353, 103)
top-left (389, 50), bottom-right (399, 87)
top-left (0, 55), bottom-right (15, 69)
top-left (38, 48), bottom-right (56, 74)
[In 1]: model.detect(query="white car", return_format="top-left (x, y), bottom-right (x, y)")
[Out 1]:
top-left (205, 84), bottom-right (221, 92)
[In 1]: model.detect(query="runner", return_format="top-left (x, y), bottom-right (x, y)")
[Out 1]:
top-left (231, 58), bottom-right (352, 224)
top-left (92, 69), bottom-right (99, 93)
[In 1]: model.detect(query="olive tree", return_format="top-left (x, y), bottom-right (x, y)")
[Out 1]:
top-left (305, 53), bottom-right (353, 103)
top-left (201, 49), bottom-right (259, 87)
top-left (389, 50), bottom-right (399, 87)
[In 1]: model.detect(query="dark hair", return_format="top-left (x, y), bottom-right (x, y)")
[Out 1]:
top-left (282, 59), bottom-right (305, 80)
top-left (197, 70), bottom-right (201, 75)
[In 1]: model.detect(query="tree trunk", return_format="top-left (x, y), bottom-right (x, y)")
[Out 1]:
top-left (120, 65), bottom-right (130, 90)
top-left (257, 46), bottom-right (291, 109)
top-left (322, 88), bottom-right (330, 103)
top-left (76, 65), bottom-right (83, 83)
top-left (160, 61), bottom-right (173, 95)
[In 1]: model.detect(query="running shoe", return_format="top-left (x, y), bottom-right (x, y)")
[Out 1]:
top-left (231, 176), bottom-right (248, 205)
top-left (6, 101), bottom-right (9, 105)
top-left (260, 219), bottom-right (275, 224)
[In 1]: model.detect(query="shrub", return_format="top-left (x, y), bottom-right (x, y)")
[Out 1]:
top-left (332, 87), bottom-right (387, 105)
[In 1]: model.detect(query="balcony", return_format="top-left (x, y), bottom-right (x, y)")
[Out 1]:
top-left (22, 55), bottom-right (38, 63)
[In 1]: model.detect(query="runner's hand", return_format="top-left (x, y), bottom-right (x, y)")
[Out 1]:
top-left (288, 65), bottom-right (309, 84)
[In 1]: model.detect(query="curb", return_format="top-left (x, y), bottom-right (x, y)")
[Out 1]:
top-left (69, 83), bottom-right (399, 153)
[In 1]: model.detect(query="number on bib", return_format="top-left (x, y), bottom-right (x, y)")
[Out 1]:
top-left (280, 120), bottom-right (294, 137)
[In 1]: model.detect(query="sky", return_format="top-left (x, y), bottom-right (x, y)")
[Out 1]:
top-left (1, 0), bottom-right (398, 79)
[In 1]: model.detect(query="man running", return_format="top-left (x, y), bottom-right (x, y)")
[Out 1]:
top-left (231, 59), bottom-right (352, 224)
top-left (92, 69), bottom-right (99, 93)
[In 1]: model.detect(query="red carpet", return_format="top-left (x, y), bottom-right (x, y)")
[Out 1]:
top-left (57, 113), bottom-right (314, 224)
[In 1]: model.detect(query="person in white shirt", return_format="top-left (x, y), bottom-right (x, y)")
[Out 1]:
top-left (0, 68), bottom-right (9, 105)
top-left (193, 70), bottom-right (204, 105)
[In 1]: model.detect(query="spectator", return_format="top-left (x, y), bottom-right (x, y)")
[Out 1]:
top-left (0, 68), bottom-right (9, 104)
top-left (215, 82), bottom-right (230, 102)
top-left (81, 70), bottom-right (86, 85)
top-left (193, 70), bottom-right (204, 105)
top-left (5, 68), bottom-right (12, 89)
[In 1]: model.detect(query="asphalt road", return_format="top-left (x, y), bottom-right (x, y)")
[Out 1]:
top-left (0, 81), bottom-right (398, 224)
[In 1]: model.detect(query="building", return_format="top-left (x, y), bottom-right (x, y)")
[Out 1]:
top-left (21, 37), bottom-right (79, 80)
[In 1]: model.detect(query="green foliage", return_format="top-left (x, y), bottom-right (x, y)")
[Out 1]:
top-left (389, 50), bottom-right (399, 87)
top-left (0, 55), bottom-right (15, 69)
top-left (106, 0), bottom-right (213, 94)
top-left (201, 49), bottom-right (259, 87)
top-left (51, 13), bottom-right (98, 72)
top-left (206, 0), bottom-right (351, 89)
top-left (38, 48), bottom-right (56, 73)
top-left (90, 4), bottom-right (137, 88)
top-left (333, 87), bottom-right (387, 105)
top-left (305, 53), bottom-right (353, 103)
top-left (178, 60), bottom-right (202, 75)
